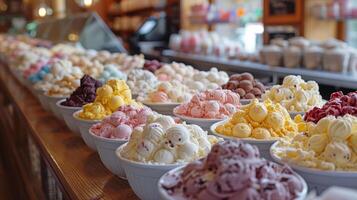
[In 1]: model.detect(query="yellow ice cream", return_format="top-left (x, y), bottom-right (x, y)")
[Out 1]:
top-left (78, 79), bottom-right (140, 120)
top-left (216, 99), bottom-right (298, 139)
top-left (272, 114), bottom-right (357, 171)
top-left (262, 75), bottom-right (323, 112)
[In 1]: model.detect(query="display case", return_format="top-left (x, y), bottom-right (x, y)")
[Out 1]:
top-left (31, 12), bottom-right (126, 53)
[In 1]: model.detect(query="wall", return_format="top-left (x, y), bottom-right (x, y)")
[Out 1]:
top-left (304, 0), bottom-right (338, 41)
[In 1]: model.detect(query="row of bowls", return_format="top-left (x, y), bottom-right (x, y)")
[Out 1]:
top-left (11, 69), bottom-right (356, 200)
top-left (33, 90), bottom-right (356, 200)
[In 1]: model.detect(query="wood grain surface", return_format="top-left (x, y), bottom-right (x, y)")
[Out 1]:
top-left (0, 64), bottom-right (139, 200)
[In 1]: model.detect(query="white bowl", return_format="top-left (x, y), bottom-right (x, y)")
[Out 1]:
top-left (173, 112), bottom-right (224, 132)
top-left (56, 99), bottom-right (81, 135)
top-left (158, 165), bottom-right (308, 200)
top-left (90, 130), bottom-right (127, 179)
top-left (270, 141), bottom-right (357, 194)
top-left (210, 120), bottom-right (277, 160)
top-left (73, 110), bottom-right (100, 151)
top-left (142, 102), bottom-right (180, 115)
top-left (37, 92), bottom-right (52, 112)
top-left (43, 94), bottom-right (65, 120)
top-left (116, 144), bottom-right (183, 200)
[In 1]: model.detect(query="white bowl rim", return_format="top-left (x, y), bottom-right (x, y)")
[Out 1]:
top-left (210, 120), bottom-right (278, 143)
top-left (89, 128), bottom-right (128, 143)
top-left (72, 110), bottom-right (101, 123)
top-left (157, 165), bottom-right (308, 200)
top-left (116, 143), bottom-right (186, 169)
top-left (55, 99), bottom-right (82, 110)
top-left (173, 110), bottom-right (227, 122)
top-left (43, 93), bottom-right (68, 99)
top-left (142, 101), bottom-right (181, 106)
top-left (270, 141), bottom-right (357, 176)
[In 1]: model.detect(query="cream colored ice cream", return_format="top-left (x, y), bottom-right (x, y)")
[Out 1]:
top-left (215, 99), bottom-right (298, 139)
top-left (34, 60), bottom-right (83, 92)
top-left (121, 114), bottom-right (221, 164)
top-left (78, 79), bottom-right (141, 120)
top-left (140, 81), bottom-right (192, 104)
top-left (272, 114), bottom-right (357, 171)
top-left (45, 74), bottom-right (82, 97)
top-left (262, 75), bottom-right (323, 112)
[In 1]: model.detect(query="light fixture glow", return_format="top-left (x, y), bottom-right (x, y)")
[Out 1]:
top-left (38, 7), bottom-right (47, 17)
top-left (75, 0), bottom-right (99, 8)
top-left (34, 3), bottom-right (53, 18)
top-left (84, 0), bottom-right (93, 7)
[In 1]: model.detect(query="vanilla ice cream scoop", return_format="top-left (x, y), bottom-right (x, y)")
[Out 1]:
top-left (273, 114), bottom-right (357, 171)
top-left (323, 141), bottom-right (352, 167)
top-left (263, 75), bottom-right (323, 112)
top-left (216, 99), bottom-right (298, 139)
top-left (121, 114), bottom-right (221, 164)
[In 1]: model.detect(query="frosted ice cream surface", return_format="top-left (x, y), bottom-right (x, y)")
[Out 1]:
top-left (45, 74), bottom-right (82, 97)
top-left (262, 75), bottom-right (323, 112)
top-left (184, 67), bottom-right (229, 91)
top-left (78, 79), bottom-right (141, 120)
top-left (160, 140), bottom-right (305, 200)
top-left (273, 114), bottom-right (357, 171)
top-left (34, 60), bottom-right (83, 92)
top-left (121, 114), bottom-right (221, 164)
top-left (98, 64), bottom-right (127, 83)
top-left (174, 89), bottom-right (240, 119)
top-left (90, 105), bottom-right (152, 140)
top-left (215, 99), bottom-right (298, 139)
top-left (142, 81), bottom-right (192, 104)
top-left (222, 72), bottom-right (266, 99)
top-left (304, 91), bottom-right (357, 123)
top-left (61, 75), bottom-right (102, 107)
top-left (127, 69), bottom-right (158, 97)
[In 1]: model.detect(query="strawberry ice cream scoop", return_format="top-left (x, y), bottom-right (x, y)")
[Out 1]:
top-left (305, 91), bottom-right (357, 123)
top-left (174, 89), bottom-right (240, 119)
top-left (90, 105), bottom-right (152, 140)
top-left (160, 140), bottom-right (304, 200)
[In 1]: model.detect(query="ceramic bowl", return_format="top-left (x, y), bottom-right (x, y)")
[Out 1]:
top-left (56, 99), bottom-right (81, 135)
top-left (37, 91), bottom-right (52, 112)
top-left (72, 110), bottom-right (100, 151)
top-left (158, 165), bottom-right (308, 200)
top-left (270, 141), bottom-right (357, 194)
top-left (90, 129), bottom-right (127, 179)
top-left (210, 120), bottom-right (277, 160)
top-left (43, 94), bottom-right (65, 120)
top-left (142, 102), bottom-right (180, 115)
top-left (116, 144), bottom-right (182, 200)
top-left (173, 112), bottom-right (224, 132)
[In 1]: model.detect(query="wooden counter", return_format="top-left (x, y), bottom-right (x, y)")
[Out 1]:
top-left (0, 62), bottom-right (138, 200)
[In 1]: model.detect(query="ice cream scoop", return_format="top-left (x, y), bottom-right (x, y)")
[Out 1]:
top-left (159, 140), bottom-right (305, 200)
top-left (121, 114), bottom-right (221, 164)
top-left (61, 75), bottom-right (102, 107)
top-left (263, 75), bottom-right (323, 112)
top-left (90, 105), bottom-right (152, 139)
top-left (78, 79), bottom-right (140, 120)
top-left (174, 89), bottom-right (240, 119)
top-left (305, 91), bottom-right (357, 123)
top-left (273, 114), bottom-right (357, 171)
top-left (216, 99), bottom-right (298, 139)
top-left (141, 81), bottom-right (192, 104)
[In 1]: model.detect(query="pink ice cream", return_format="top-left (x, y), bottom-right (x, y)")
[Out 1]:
top-left (90, 105), bottom-right (152, 140)
top-left (174, 89), bottom-right (240, 119)
top-left (160, 140), bottom-right (305, 200)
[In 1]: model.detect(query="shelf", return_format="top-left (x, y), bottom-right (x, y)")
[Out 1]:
top-left (0, 60), bottom-right (139, 200)
top-left (109, 6), bottom-right (166, 17)
top-left (162, 50), bottom-right (357, 89)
